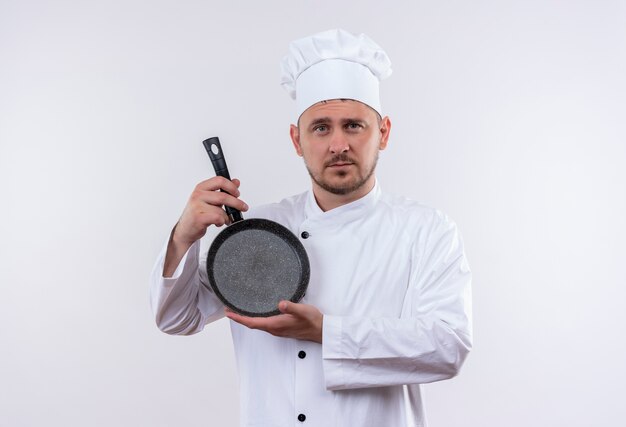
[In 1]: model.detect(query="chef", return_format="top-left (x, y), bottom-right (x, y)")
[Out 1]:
top-left (151, 29), bottom-right (472, 427)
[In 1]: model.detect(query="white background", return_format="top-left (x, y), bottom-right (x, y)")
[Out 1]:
top-left (1, 1), bottom-right (625, 426)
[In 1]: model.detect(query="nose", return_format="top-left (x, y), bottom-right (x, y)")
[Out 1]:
top-left (328, 130), bottom-right (349, 154)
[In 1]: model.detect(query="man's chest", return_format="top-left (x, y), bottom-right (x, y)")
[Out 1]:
top-left (297, 218), bottom-right (413, 317)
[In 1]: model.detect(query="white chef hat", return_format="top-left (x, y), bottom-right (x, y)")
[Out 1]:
top-left (280, 29), bottom-right (392, 120)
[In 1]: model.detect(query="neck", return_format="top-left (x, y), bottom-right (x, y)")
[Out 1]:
top-left (312, 177), bottom-right (376, 212)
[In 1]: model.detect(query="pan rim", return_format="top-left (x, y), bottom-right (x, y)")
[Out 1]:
top-left (206, 218), bottom-right (310, 317)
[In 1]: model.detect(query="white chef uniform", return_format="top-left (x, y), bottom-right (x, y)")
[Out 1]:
top-left (150, 181), bottom-right (472, 427)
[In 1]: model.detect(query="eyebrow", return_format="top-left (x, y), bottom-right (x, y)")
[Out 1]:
top-left (307, 117), bottom-right (367, 128)
top-left (309, 117), bottom-right (332, 127)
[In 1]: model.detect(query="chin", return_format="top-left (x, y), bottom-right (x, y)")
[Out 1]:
top-left (321, 177), bottom-right (366, 196)
top-left (307, 163), bottom-right (375, 196)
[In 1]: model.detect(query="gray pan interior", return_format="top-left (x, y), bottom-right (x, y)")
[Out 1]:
top-left (206, 218), bottom-right (310, 317)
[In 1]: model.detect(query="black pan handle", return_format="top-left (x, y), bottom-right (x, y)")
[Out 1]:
top-left (202, 136), bottom-right (244, 223)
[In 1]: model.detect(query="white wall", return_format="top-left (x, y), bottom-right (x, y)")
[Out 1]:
top-left (1, 1), bottom-right (625, 426)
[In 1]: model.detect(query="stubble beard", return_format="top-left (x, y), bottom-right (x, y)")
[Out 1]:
top-left (304, 152), bottom-right (379, 196)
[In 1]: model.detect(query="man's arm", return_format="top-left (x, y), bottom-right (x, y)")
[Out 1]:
top-left (150, 176), bottom-right (249, 335)
top-left (320, 216), bottom-right (472, 390)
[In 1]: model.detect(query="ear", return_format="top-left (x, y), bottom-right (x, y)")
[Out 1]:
top-left (378, 116), bottom-right (391, 150)
top-left (290, 124), bottom-right (303, 156)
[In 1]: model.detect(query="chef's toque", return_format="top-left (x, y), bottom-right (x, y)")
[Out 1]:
top-left (280, 29), bottom-right (392, 120)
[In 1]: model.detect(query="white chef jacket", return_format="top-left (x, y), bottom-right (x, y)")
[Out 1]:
top-left (150, 181), bottom-right (472, 427)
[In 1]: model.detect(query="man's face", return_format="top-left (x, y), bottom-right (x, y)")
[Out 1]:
top-left (290, 99), bottom-right (391, 197)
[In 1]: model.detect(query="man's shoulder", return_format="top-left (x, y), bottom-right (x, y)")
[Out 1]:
top-left (378, 191), bottom-right (442, 219)
top-left (377, 191), bottom-right (458, 234)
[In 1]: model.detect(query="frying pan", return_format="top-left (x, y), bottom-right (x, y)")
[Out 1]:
top-left (202, 137), bottom-right (310, 317)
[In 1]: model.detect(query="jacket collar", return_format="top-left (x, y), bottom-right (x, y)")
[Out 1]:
top-left (304, 180), bottom-right (381, 225)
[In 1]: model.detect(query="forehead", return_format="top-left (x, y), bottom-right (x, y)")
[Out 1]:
top-left (299, 99), bottom-right (377, 125)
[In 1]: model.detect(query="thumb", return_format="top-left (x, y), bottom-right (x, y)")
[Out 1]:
top-left (278, 300), bottom-right (297, 315)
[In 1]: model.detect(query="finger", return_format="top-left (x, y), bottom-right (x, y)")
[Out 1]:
top-left (221, 194), bottom-right (249, 212)
top-left (278, 301), bottom-right (321, 329)
top-left (195, 176), bottom-right (241, 196)
top-left (196, 210), bottom-right (230, 228)
top-left (225, 311), bottom-right (259, 328)
top-left (278, 300), bottom-right (300, 316)
top-left (226, 310), bottom-right (289, 333)
top-left (195, 191), bottom-right (249, 212)
top-left (225, 310), bottom-right (245, 324)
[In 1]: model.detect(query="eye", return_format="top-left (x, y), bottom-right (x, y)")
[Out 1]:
top-left (345, 122), bottom-right (363, 130)
top-left (313, 124), bottom-right (329, 133)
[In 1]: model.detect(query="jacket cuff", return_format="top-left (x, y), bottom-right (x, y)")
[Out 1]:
top-left (157, 239), bottom-right (200, 284)
top-left (322, 315), bottom-right (345, 390)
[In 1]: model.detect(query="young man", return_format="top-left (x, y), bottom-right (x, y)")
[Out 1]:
top-left (151, 29), bottom-right (472, 427)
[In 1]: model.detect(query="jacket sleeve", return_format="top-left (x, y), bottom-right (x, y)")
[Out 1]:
top-left (150, 237), bottom-right (225, 335)
top-left (321, 214), bottom-right (472, 390)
